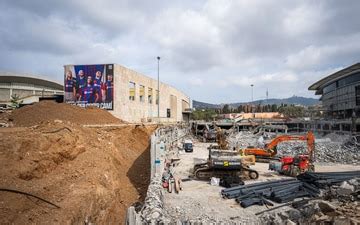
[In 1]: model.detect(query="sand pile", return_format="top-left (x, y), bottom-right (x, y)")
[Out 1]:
top-left (0, 122), bottom-right (157, 224)
top-left (9, 101), bottom-right (121, 126)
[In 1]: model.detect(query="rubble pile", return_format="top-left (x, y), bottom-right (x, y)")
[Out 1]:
top-left (260, 178), bottom-right (360, 224)
top-left (140, 175), bottom-right (164, 222)
top-left (277, 135), bottom-right (360, 164)
top-left (228, 131), bottom-right (261, 149)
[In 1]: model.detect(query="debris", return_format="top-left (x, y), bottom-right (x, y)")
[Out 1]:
top-left (210, 177), bottom-right (220, 186)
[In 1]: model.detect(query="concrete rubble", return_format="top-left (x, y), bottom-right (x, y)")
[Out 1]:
top-left (140, 174), bottom-right (164, 222)
top-left (260, 177), bottom-right (360, 224)
top-left (277, 135), bottom-right (360, 164)
top-left (228, 131), bottom-right (360, 164)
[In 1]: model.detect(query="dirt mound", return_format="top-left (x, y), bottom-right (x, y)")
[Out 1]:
top-left (9, 101), bottom-right (121, 126)
top-left (0, 122), bottom-right (157, 224)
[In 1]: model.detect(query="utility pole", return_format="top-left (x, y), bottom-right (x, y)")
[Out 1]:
top-left (157, 56), bottom-right (160, 119)
top-left (251, 84), bottom-right (254, 116)
top-left (266, 88), bottom-right (269, 112)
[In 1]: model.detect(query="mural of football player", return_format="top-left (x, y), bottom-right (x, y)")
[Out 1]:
top-left (105, 74), bottom-right (114, 102)
top-left (76, 70), bottom-right (86, 101)
top-left (93, 71), bottom-right (103, 103)
top-left (81, 76), bottom-right (97, 103)
top-left (64, 70), bottom-right (76, 101)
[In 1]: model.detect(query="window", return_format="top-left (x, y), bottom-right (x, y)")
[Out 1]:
top-left (338, 72), bottom-right (360, 87)
top-left (129, 82), bottom-right (135, 101)
top-left (156, 90), bottom-right (159, 105)
top-left (139, 85), bottom-right (145, 102)
top-left (148, 87), bottom-right (153, 104)
top-left (356, 85), bottom-right (360, 106)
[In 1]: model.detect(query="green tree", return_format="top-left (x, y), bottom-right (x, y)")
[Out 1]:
top-left (191, 109), bottom-right (217, 121)
top-left (222, 104), bottom-right (230, 114)
top-left (10, 94), bottom-right (23, 108)
top-left (271, 104), bottom-right (278, 112)
top-left (278, 105), bottom-right (305, 118)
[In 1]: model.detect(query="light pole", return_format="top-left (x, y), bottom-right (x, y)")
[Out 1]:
top-left (251, 84), bottom-right (254, 117)
top-left (251, 84), bottom-right (254, 103)
top-left (157, 56), bottom-right (160, 119)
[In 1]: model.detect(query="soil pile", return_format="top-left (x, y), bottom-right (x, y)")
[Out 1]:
top-left (9, 101), bottom-right (121, 126)
top-left (0, 121), bottom-right (157, 224)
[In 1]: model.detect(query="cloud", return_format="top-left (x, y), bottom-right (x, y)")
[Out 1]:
top-left (0, 0), bottom-right (359, 103)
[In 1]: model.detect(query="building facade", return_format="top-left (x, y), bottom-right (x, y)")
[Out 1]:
top-left (0, 72), bottom-right (63, 105)
top-left (64, 64), bottom-right (191, 123)
top-left (309, 63), bottom-right (360, 119)
top-left (308, 62), bottom-right (360, 134)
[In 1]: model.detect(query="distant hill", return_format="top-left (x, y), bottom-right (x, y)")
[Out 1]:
top-left (193, 96), bottom-right (319, 109)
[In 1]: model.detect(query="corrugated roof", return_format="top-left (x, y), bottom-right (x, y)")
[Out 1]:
top-left (0, 72), bottom-right (63, 90)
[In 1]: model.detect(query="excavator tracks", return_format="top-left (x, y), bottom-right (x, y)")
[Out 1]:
top-left (194, 165), bottom-right (259, 181)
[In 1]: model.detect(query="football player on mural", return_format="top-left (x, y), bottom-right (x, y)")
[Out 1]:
top-left (76, 70), bottom-right (86, 101)
top-left (64, 70), bottom-right (76, 101)
top-left (81, 76), bottom-right (98, 103)
top-left (93, 71), bottom-right (103, 103)
top-left (105, 74), bottom-right (114, 103)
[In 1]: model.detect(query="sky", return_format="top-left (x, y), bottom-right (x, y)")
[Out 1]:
top-left (0, 0), bottom-right (359, 104)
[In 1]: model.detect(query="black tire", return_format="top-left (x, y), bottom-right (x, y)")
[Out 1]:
top-left (249, 170), bottom-right (259, 179)
top-left (308, 165), bottom-right (315, 172)
top-left (290, 166), bottom-right (300, 177)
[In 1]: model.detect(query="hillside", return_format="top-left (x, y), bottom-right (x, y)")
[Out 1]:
top-left (193, 96), bottom-right (319, 109)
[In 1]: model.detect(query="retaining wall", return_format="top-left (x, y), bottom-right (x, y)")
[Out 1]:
top-left (126, 125), bottom-right (188, 224)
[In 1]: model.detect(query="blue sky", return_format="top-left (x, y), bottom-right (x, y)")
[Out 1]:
top-left (0, 0), bottom-right (359, 103)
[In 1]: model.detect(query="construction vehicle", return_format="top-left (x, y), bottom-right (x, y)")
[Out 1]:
top-left (216, 127), bottom-right (228, 149)
top-left (183, 140), bottom-right (193, 152)
top-left (243, 131), bottom-right (315, 162)
top-left (193, 147), bottom-right (259, 181)
top-left (268, 131), bottom-right (315, 176)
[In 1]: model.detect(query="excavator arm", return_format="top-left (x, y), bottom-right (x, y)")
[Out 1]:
top-left (243, 131), bottom-right (315, 159)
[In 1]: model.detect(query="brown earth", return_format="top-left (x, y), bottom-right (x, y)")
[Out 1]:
top-left (0, 105), bottom-right (156, 224)
top-left (9, 101), bottom-right (122, 127)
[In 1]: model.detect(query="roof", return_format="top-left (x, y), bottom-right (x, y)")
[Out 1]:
top-left (0, 72), bottom-right (63, 90)
top-left (308, 62), bottom-right (360, 93)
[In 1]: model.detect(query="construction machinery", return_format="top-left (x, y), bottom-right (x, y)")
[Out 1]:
top-left (243, 131), bottom-right (315, 162)
top-left (268, 131), bottom-right (315, 176)
top-left (193, 147), bottom-right (259, 181)
top-left (216, 127), bottom-right (228, 149)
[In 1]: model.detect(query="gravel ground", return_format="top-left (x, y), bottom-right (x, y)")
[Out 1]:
top-left (162, 138), bottom-right (360, 223)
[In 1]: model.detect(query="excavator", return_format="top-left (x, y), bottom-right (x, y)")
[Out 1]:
top-left (268, 131), bottom-right (315, 176)
top-left (243, 131), bottom-right (315, 162)
top-left (193, 127), bottom-right (258, 181)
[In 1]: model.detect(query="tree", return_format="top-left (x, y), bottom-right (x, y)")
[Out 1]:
top-left (278, 105), bottom-right (305, 118)
top-left (222, 104), bottom-right (230, 114)
top-left (10, 94), bottom-right (23, 108)
top-left (271, 104), bottom-right (278, 112)
top-left (191, 109), bottom-right (217, 121)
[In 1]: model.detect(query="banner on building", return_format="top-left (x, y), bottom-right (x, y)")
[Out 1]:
top-left (64, 64), bottom-right (114, 110)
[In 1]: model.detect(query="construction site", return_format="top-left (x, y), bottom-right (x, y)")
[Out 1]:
top-left (1, 64), bottom-right (360, 224)
top-left (0, 2), bottom-right (360, 222)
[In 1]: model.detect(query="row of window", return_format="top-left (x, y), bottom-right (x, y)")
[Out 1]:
top-left (129, 82), bottom-right (158, 104)
top-left (356, 85), bottom-right (360, 106)
top-left (323, 72), bottom-right (360, 94)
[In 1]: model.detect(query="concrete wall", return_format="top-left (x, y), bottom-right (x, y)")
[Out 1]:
top-left (112, 64), bottom-right (190, 123)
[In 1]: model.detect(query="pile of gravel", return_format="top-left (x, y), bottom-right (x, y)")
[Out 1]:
top-left (277, 135), bottom-right (360, 164)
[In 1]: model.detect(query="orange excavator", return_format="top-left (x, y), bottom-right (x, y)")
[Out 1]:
top-left (243, 131), bottom-right (315, 162)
